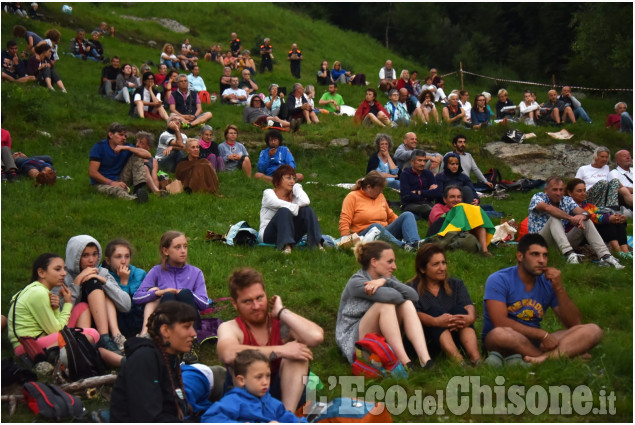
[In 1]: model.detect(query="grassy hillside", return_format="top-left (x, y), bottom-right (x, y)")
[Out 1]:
top-left (1, 3), bottom-right (632, 422)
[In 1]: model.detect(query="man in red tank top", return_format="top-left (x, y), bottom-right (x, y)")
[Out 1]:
top-left (217, 268), bottom-right (324, 411)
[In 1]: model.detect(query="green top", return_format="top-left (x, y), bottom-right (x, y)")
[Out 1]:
top-left (8, 281), bottom-right (72, 348)
top-left (319, 92), bottom-right (344, 113)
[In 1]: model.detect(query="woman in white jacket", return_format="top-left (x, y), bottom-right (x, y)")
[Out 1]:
top-left (519, 90), bottom-right (540, 125)
top-left (259, 165), bottom-right (323, 254)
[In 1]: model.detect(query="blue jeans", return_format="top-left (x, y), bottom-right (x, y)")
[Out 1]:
top-left (620, 112), bottom-right (633, 133)
top-left (163, 60), bottom-right (180, 70)
top-left (574, 106), bottom-right (592, 123)
top-left (358, 211), bottom-right (420, 245)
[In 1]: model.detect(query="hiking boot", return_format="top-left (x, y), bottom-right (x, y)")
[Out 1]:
top-left (98, 334), bottom-right (122, 355)
top-left (182, 338), bottom-right (200, 364)
top-left (599, 255), bottom-right (625, 270)
top-left (113, 333), bottom-right (127, 352)
top-left (135, 187), bottom-right (149, 204)
top-left (566, 252), bottom-right (583, 264)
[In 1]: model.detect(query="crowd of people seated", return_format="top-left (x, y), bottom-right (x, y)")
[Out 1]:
top-left (1, 19), bottom-right (632, 423)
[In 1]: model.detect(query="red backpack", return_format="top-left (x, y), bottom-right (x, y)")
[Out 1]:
top-left (352, 333), bottom-right (407, 379)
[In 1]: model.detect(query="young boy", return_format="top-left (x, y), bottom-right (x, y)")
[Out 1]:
top-left (201, 349), bottom-right (306, 423)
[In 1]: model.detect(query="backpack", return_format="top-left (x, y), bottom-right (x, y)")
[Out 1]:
top-left (57, 327), bottom-right (105, 381)
top-left (352, 333), bottom-right (407, 379)
top-left (483, 168), bottom-right (502, 186)
top-left (423, 231), bottom-right (481, 253)
top-left (224, 221), bottom-right (260, 246)
top-left (300, 398), bottom-right (392, 423)
top-left (503, 129), bottom-right (525, 143)
top-left (23, 381), bottom-right (85, 420)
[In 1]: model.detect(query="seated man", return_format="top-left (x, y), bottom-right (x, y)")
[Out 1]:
top-left (393, 132), bottom-right (419, 171)
top-left (427, 185), bottom-right (493, 256)
top-left (177, 46), bottom-right (197, 71)
top-left (156, 117), bottom-right (187, 173)
top-left (608, 149), bottom-right (633, 211)
top-left (168, 74), bottom-right (212, 127)
top-left (354, 88), bottom-right (391, 127)
top-left (222, 76), bottom-right (248, 105)
top-left (399, 149), bottom-right (440, 220)
top-left (378, 59), bottom-right (397, 93)
top-left (88, 123), bottom-right (151, 203)
top-left (286, 83), bottom-right (319, 130)
top-left (537, 89), bottom-right (575, 124)
top-left (606, 101), bottom-right (633, 133)
top-left (482, 233), bottom-right (603, 365)
top-left (254, 129), bottom-right (303, 182)
top-left (399, 88), bottom-right (426, 124)
top-left (559, 86), bottom-right (591, 123)
top-left (217, 268), bottom-right (323, 411)
top-left (2, 40), bottom-right (35, 83)
top-left (238, 69), bottom-right (258, 96)
top-left (528, 176), bottom-right (623, 268)
top-left (318, 82), bottom-right (344, 114)
top-left (70, 28), bottom-right (100, 61)
top-left (100, 56), bottom-right (121, 97)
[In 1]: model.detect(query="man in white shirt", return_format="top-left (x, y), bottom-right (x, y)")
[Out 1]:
top-left (379, 59), bottom-right (397, 93)
top-left (609, 149), bottom-right (633, 210)
top-left (222, 76), bottom-right (248, 105)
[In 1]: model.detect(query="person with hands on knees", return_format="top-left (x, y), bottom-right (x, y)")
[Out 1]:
top-left (133, 231), bottom-right (210, 340)
top-left (202, 349), bottom-right (307, 423)
top-left (56, 235), bottom-right (128, 364)
top-left (217, 268), bottom-right (324, 411)
top-left (335, 241), bottom-right (433, 372)
top-left (407, 244), bottom-right (481, 365)
top-left (482, 234), bottom-right (603, 366)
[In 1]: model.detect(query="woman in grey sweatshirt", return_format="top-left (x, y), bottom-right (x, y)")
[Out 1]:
top-left (335, 241), bottom-right (433, 370)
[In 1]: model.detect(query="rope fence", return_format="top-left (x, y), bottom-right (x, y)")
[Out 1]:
top-left (440, 65), bottom-right (632, 95)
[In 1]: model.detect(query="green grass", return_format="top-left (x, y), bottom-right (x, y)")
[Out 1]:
top-left (1, 4), bottom-right (632, 422)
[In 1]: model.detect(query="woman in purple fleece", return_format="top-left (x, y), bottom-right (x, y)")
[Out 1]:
top-left (133, 231), bottom-right (210, 336)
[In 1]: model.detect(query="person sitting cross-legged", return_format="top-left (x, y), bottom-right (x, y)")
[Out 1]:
top-left (482, 234), bottom-right (603, 366)
top-left (168, 74), bottom-right (212, 128)
top-left (255, 129), bottom-right (303, 183)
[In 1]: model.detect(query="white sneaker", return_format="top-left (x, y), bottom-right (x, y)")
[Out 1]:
top-left (600, 255), bottom-right (625, 270)
top-left (566, 252), bottom-right (583, 264)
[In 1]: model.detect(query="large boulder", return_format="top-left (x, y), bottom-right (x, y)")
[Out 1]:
top-left (484, 140), bottom-right (598, 179)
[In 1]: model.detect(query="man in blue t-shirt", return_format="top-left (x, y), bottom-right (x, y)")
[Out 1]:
top-left (88, 122), bottom-right (152, 202)
top-left (482, 234), bottom-right (602, 366)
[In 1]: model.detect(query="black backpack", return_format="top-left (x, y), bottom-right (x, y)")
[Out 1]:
top-left (23, 381), bottom-right (85, 420)
top-left (58, 327), bottom-right (105, 381)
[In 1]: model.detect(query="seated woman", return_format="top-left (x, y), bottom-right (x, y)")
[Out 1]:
top-left (198, 125), bottom-right (224, 172)
top-left (442, 93), bottom-right (467, 126)
top-left (421, 75), bottom-right (446, 103)
top-left (458, 90), bottom-right (472, 121)
top-left (110, 301), bottom-right (197, 422)
top-left (407, 244), bottom-right (481, 365)
top-left (495, 88), bottom-right (517, 121)
top-left (409, 70), bottom-right (423, 98)
top-left (418, 89), bottom-right (440, 124)
top-left (566, 178), bottom-right (631, 258)
top-left (316, 60), bottom-right (333, 86)
top-left (436, 153), bottom-right (479, 205)
top-left (60, 235), bottom-right (131, 360)
top-left (131, 72), bottom-right (169, 121)
top-left (217, 125), bottom-right (252, 178)
top-left (264, 84), bottom-right (284, 117)
top-left (114, 63), bottom-right (139, 104)
top-left (519, 89), bottom-right (539, 125)
top-left (259, 165), bottom-right (322, 254)
top-left (366, 133), bottom-right (400, 190)
top-left (241, 50), bottom-right (256, 75)
top-left (133, 231), bottom-right (211, 337)
top-left (339, 171), bottom-right (421, 251)
top-left (331, 61), bottom-right (365, 86)
top-left (8, 253), bottom-right (100, 363)
top-left (304, 85), bottom-right (319, 114)
top-left (160, 43), bottom-right (180, 70)
top-left (102, 239), bottom-right (146, 338)
top-left (162, 70), bottom-right (179, 106)
top-left (384, 89), bottom-right (410, 127)
top-left (26, 43), bottom-right (67, 92)
top-left (470, 93), bottom-right (490, 129)
top-left (396, 70), bottom-right (419, 106)
top-left (255, 129), bottom-right (303, 182)
top-left (335, 241), bottom-right (433, 370)
top-left (243, 96), bottom-right (290, 129)
top-left (575, 146), bottom-right (627, 209)
top-left (175, 138), bottom-right (221, 194)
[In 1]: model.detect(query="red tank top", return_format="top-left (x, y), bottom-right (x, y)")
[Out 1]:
top-left (236, 315), bottom-right (282, 374)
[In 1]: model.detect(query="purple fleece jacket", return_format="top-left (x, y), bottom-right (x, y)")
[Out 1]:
top-left (133, 264), bottom-right (210, 311)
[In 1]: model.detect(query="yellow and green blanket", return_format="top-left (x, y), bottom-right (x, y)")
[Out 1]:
top-left (437, 203), bottom-right (496, 246)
